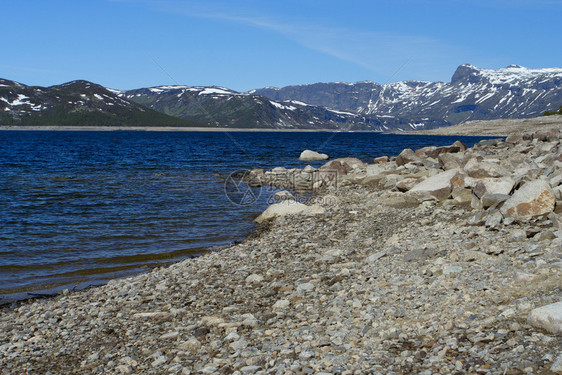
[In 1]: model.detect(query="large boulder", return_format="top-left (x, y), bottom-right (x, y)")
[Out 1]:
top-left (320, 158), bottom-right (364, 175)
top-left (395, 178), bottom-right (419, 192)
top-left (472, 177), bottom-right (515, 199)
top-left (464, 158), bottom-right (509, 178)
top-left (534, 128), bottom-right (560, 142)
top-left (254, 201), bottom-right (325, 223)
top-left (424, 143), bottom-right (465, 159)
top-left (407, 169), bottom-right (460, 201)
top-left (416, 141), bottom-right (466, 159)
top-left (505, 134), bottom-right (524, 144)
top-left (299, 150), bottom-right (329, 161)
top-left (527, 301), bottom-right (562, 334)
top-left (438, 153), bottom-right (462, 170)
top-left (396, 148), bottom-right (421, 166)
top-left (500, 180), bottom-right (556, 219)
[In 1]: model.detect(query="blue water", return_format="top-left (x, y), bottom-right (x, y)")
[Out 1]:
top-left (0, 130), bottom-right (493, 301)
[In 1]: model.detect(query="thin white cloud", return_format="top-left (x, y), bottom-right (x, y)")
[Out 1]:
top-left (115, 0), bottom-right (480, 82)
top-left (146, 1), bottom-right (471, 81)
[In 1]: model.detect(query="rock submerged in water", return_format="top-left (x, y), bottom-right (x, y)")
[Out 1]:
top-left (299, 149), bottom-right (329, 161)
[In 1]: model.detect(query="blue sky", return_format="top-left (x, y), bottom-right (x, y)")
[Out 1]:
top-left (2, 0), bottom-right (561, 91)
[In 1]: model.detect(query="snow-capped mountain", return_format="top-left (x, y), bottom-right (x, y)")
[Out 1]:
top-left (253, 64), bottom-right (562, 130)
top-left (122, 85), bottom-right (379, 129)
top-left (0, 79), bottom-right (198, 126)
top-left (2, 64), bottom-right (561, 130)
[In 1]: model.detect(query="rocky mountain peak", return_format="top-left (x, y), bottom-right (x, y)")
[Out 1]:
top-left (450, 64), bottom-right (482, 84)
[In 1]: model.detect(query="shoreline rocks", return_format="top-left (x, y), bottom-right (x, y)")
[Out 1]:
top-left (1, 128), bottom-right (561, 374)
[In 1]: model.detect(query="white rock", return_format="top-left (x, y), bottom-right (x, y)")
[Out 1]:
top-left (408, 169), bottom-right (460, 201)
top-left (159, 331), bottom-right (179, 340)
top-left (273, 299), bottom-right (290, 310)
top-left (366, 251), bottom-right (387, 262)
top-left (297, 282), bottom-right (315, 292)
top-left (501, 180), bottom-right (556, 219)
top-left (551, 353), bottom-right (562, 373)
top-left (303, 204), bottom-right (325, 215)
top-left (178, 338), bottom-right (201, 352)
top-left (229, 339), bottom-right (248, 351)
top-left (133, 312), bottom-right (170, 320)
top-left (254, 201), bottom-right (308, 223)
top-left (299, 150), bottom-right (329, 161)
top-left (151, 356), bottom-right (168, 367)
top-left (527, 301), bottom-right (562, 334)
top-left (272, 190), bottom-right (294, 201)
top-left (245, 274), bottom-right (264, 283)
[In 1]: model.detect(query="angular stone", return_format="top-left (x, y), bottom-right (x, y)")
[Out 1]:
top-left (178, 338), bottom-right (201, 352)
top-left (272, 299), bottom-right (290, 310)
top-left (299, 149), bottom-right (328, 161)
top-left (241, 365), bottom-right (261, 374)
top-left (485, 210), bottom-right (503, 229)
top-left (381, 193), bottom-right (422, 208)
top-left (425, 144), bottom-right (463, 159)
top-left (272, 190), bottom-right (295, 201)
top-left (551, 353), bottom-right (562, 374)
top-left (321, 157), bottom-right (364, 175)
top-left (395, 177), bottom-right (418, 192)
top-left (245, 274), bottom-right (264, 283)
top-left (396, 148), bottom-right (421, 166)
top-left (452, 187), bottom-right (473, 206)
top-left (415, 146), bottom-right (436, 158)
top-left (133, 312), bottom-right (171, 320)
top-left (534, 128), bottom-right (560, 142)
top-left (481, 193), bottom-right (511, 209)
top-left (438, 153), bottom-right (462, 170)
top-left (472, 178), bottom-right (515, 199)
top-left (374, 156), bottom-right (389, 164)
top-left (501, 180), bottom-right (556, 219)
top-left (366, 251), bottom-right (387, 262)
top-left (464, 158), bottom-right (509, 178)
top-left (408, 169), bottom-right (460, 201)
top-left (452, 140), bottom-right (468, 151)
top-left (527, 301), bottom-right (562, 334)
top-left (505, 134), bottom-right (524, 144)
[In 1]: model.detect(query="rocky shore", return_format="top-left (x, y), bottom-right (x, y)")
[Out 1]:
top-left (1, 129), bottom-right (561, 374)
top-left (400, 115), bottom-right (562, 137)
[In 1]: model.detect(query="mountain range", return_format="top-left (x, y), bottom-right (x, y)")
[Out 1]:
top-left (0, 79), bottom-right (199, 127)
top-left (1, 64), bottom-right (561, 130)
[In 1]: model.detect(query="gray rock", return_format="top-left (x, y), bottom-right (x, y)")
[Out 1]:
top-left (485, 211), bottom-right (503, 229)
top-left (481, 193), bottom-right (511, 209)
top-left (527, 301), bottom-right (562, 334)
top-left (366, 251), bottom-right (387, 262)
top-left (240, 365), bottom-right (262, 374)
top-left (404, 249), bottom-right (425, 262)
top-left (551, 353), bottom-right (562, 374)
top-left (396, 148), bottom-right (421, 166)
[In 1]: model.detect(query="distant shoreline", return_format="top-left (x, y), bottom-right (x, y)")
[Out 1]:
top-left (398, 115), bottom-right (562, 137)
top-left (0, 125), bottom-right (382, 132)
top-left (3, 115), bottom-right (561, 135)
